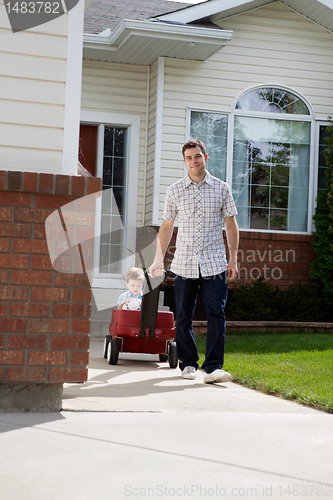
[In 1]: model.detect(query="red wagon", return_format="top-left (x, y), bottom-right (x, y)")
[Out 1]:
top-left (103, 271), bottom-right (178, 368)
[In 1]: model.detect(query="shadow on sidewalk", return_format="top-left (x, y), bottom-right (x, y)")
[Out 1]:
top-left (62, 344), bottom-right (227, 404)
top-left (0, 412), bottom-right (65, 435)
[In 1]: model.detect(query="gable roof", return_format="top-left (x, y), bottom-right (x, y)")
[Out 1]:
top-left (155, 0), bottom-right (333, 33)
top-left (84, 0), bottom-right (195, 34)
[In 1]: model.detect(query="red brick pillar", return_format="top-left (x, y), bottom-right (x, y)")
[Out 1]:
top-left (0, 171), bottom-right (101, 411)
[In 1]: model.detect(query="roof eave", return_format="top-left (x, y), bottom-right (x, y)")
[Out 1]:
top-left (83, 19), bottom-right (233, 64)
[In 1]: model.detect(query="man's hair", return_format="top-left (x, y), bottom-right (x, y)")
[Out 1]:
top-left (126, 267), bottom-right (145, 282)
top-left (182, 139), bottom-right (206, 158)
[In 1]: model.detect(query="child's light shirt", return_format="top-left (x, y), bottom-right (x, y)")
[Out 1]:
top-left (116, 291), bottom-right (142, 308)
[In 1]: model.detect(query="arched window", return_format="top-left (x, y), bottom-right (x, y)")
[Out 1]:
top-left (235, 87), bottom-right (310, 115)
top-left (232, 87), bottom-right (312, 232)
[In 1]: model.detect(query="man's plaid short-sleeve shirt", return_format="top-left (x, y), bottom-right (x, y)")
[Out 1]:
top-left (163, 171), bottom-right (238, 278)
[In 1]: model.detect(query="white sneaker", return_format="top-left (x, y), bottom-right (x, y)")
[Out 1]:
top-left (181, 366), bottom-right (196, 380)
top-left (204, 369), bottom-right (231, 384)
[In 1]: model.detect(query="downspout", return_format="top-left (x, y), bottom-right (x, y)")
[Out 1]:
top-left (142, 65), bottom-right (150, 226)
top-left (152, 56), bottom-right (165, 225)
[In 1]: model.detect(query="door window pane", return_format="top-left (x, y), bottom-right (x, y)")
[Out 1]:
top-left (100, 127), bottom-right (126, 274)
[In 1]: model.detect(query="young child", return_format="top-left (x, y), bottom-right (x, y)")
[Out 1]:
top-left (116, 267), bottom-right (145, 309)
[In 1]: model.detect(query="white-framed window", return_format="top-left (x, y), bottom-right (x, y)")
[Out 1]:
top-left (80, 111), bottom-right (140, 288)
top-left (188, 86), bottom-right (315, 234)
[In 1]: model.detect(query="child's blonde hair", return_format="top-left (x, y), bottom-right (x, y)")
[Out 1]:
top-left (126, 267), bottom-right (145, 283)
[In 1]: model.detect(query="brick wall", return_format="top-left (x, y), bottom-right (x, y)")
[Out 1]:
top-left (0, 170), bottom-right (101, 386)
top-left (230, 231), bottom-right (316, 290)
top-left (164, 228), bottom-right (315, 291)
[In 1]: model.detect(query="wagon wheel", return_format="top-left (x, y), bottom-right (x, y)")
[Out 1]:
top-left (168, 342), bottom-right (178, 368)
top-left (107, 338), bottom-right (119, 365)
top-left (103, 335), bottom-right (111, 359)
top-left (159, 353), bottom-right (168, 362)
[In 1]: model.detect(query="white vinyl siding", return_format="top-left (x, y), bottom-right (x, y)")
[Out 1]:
top-left (214, 3), bottom-right (333, 117)
top-left (81, 60), bottom-right (148, 225)
top-left (0, 2), bottom-right (68, 173)
top-left (158, 2), bottom-right (333, 222)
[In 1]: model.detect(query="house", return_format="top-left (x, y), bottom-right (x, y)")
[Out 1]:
top-left (81, 0), bottom-right (333, 326)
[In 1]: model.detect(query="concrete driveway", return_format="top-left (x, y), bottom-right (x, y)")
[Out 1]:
top-left (0, 340), bottom-right (332, 500)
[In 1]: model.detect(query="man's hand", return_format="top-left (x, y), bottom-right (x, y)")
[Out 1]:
top-left (149, 219), bottom-right (175, 278)
top-left (227, 260), bottom-right (238, 282)
top-left (149, 261), bottom-right (164, 278)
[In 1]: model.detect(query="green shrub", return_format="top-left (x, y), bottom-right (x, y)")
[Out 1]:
top-left (310, 118), bottom-right (333, 312)
top-left (230, 277), bottom-right (280, 321)
top-left (278, 283), bottom-right (327, 322)
top-left (230, 278), bottom-right (328, 322)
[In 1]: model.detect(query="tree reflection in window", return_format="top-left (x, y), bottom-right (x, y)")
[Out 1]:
top-left (236, 88), bottom-right (310, 115)
top-left (190, 111), bottom-right (228, 181)
top-left (233, 113), bottom-right (311, 232)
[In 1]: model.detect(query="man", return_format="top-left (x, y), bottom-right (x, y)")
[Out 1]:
top-left (149, 139), bottom-right (239, 383)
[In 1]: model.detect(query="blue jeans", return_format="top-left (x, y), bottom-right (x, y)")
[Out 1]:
top-left (174, 271), bottom-right (228, 374)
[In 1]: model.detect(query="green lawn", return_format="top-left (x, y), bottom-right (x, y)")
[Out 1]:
top-left (196, 331), bottom-right (333, 413)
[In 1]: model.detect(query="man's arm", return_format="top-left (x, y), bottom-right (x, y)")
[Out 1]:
top-left (149, 219), bottom-right (175, 277)
top-left (224, 215), bottom-right (239, 282)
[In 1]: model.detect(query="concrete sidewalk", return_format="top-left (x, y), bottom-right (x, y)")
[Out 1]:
top-left (0, 340), bottom-right (332, 500)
